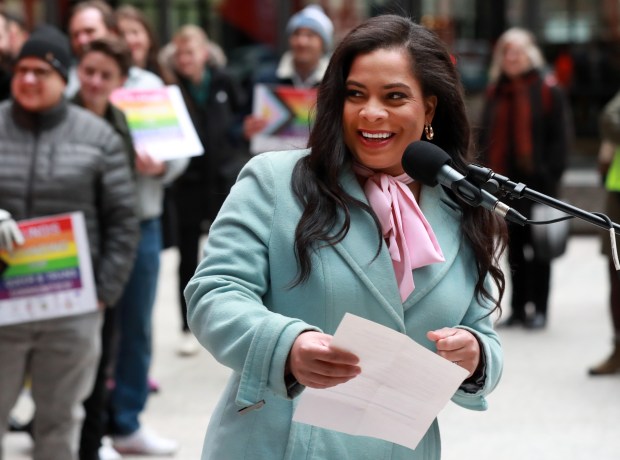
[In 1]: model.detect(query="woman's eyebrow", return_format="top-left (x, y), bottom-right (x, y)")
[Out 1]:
top-left (345, 80), bottom-right (411, 91)
top-left (384, 82), bottom-right (410, 90)
top-left (345, 79), bottom-right (364, 87)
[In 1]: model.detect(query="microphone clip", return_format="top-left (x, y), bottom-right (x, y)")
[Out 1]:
top-left (466, 164), bottom-right (527, 199)
top-left (449, 175), bottom-right (527, 226)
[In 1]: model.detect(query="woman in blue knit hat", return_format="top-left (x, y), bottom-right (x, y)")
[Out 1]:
top-left (242, 5), bottom-right (334, 140)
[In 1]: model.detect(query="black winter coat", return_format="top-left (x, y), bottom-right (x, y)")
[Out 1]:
top-left (172, 67), bottom-right (247, 224)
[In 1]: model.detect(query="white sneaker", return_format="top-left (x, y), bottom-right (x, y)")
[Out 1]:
top-left (177, 333), bottom-right (200, 357)
top-left (112, 427), bottom-right (178, 456)
top-left (99, 437), bottom-right (122, 460)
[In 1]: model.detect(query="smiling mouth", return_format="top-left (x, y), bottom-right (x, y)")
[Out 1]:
top-left (359, 131), bottom-right (394, 141)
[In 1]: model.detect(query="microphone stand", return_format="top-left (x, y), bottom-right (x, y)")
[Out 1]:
top-left (466, 164), bottom-right (620, 236)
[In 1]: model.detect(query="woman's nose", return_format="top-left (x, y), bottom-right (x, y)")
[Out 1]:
top-left (360, 100), bottom-right (387, 121)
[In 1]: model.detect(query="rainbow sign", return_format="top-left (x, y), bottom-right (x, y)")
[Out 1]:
top-left (0, 213), bottom-right (97, 325)
top-left (110, 85), bottom-right (203, 161)
top-left (117, 89), bottom-right (185, 144)
top-left (250, 84), bottom-right (318, 154)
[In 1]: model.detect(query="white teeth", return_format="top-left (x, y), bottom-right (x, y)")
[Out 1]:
top-left (361, 132), bottom-right (391, 139)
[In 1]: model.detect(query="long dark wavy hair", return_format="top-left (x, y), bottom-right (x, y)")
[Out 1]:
top-left (291, 15), bottom-right (508, 313)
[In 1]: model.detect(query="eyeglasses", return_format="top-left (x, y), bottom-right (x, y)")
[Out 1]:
top-left (14, 66), bottom-right (55, 80)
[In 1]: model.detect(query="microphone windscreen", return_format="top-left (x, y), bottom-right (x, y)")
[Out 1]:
top-left (402, 141), bottom-right (451, 186)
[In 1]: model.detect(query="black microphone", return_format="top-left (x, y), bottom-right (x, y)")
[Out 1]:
top-left (402, 141), bottom-right (527, 225)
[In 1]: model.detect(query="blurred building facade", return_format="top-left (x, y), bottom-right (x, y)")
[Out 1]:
top-left (3, 0), bottom-right (620, 162)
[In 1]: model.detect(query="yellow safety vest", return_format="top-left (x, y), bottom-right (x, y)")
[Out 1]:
top-left (606, 149), bottom-right (620, 191)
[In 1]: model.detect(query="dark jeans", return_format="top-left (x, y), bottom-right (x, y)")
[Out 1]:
top-left (508, 223), bottom-right (551, 318)
top-left (79, 307), bottom-right (117, 460)
top-left (109, 218), bottom-right (162, 435)
top-left (177, 215), bottom-right (202, 332)
top-left (160, 187), bottom-right (178, 250)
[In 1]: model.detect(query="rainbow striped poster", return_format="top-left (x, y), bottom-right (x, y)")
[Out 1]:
top-left (250, 84), bottom-right (318, 154)
top-left (0, 212), bottom-right (97, 326)
top-left (110, 85), bottom-right (203, 161)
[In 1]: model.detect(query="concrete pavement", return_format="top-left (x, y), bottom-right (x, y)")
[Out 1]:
top-left (5, 235), bottom-right (620, 460)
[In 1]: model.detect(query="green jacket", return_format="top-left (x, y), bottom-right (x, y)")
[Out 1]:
top-left (186, 149), bottom-right (503, 460)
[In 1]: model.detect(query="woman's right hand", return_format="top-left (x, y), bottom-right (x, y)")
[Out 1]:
top-left (287, 331), bottom-right (361, 389)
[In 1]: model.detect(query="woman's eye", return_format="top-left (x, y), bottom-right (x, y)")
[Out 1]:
top-left (346, 89), bottom-right (363, 98)
top-left (387, 92), bottom-right (407, 100)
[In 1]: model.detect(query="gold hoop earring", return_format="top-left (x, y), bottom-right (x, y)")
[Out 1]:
top-left (424, 123), bottom-right (434, 141)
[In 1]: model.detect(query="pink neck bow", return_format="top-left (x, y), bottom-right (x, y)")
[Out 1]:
top-left (354, 164), bottom-right (445, 302)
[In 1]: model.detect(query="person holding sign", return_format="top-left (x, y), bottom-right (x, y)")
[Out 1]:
top-left (0, 25), bottom-right (138, 460)
top-left (242, 4), bottom-right (334, 140)
top-left (74, 37), bottom-right (186, 459)
top-left (185, 15), bottom-right (506, 460)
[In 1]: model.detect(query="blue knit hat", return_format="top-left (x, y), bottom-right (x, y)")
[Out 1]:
top-left (286, 5), bottom-right (334, 52)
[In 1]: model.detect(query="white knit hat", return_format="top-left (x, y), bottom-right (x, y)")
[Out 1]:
top-left (285, 5), bottom-right (334, 52)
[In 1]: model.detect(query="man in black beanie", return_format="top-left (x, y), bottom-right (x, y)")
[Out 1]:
top-left (16, 25), bottom-right (71, 80)
top-left (0, 25), bottom-right (139, 460)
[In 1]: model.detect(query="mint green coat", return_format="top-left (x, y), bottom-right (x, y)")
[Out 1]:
top-left (186, 149), bottom-right (503, 460)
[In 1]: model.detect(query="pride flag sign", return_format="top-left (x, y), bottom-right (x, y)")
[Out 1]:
top-left (110, 85), bottom-right (203, 161)
top-left (0, 213), bottom-right (97, 325)
top-left (250, 84), bottom-right (318, 154)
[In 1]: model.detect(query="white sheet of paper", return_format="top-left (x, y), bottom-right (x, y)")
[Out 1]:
top-left (292, 313), bottom-right (470, 451)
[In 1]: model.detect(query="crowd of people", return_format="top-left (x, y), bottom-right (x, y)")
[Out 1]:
top-left (0, 2), bottom-right (618, 460)
top-left (0, 2), bottom-right (339, 459)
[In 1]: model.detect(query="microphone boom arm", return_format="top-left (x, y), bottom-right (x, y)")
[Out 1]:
top-left (467, 164), bottom-right (620, 235)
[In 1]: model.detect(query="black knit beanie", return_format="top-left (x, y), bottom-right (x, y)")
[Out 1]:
top-left (16, 25), bottom-right (71, 81)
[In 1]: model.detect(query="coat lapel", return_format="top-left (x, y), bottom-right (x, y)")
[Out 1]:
top-left (332, 169), bottom-right (404, 329)
top-left (333, 170), bottom-right (463, 326)
top-left (404, 184), bottom-right (462, 308)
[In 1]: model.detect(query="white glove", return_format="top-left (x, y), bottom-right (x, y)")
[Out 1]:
top-left (0, 209), bottom-right (25, 251)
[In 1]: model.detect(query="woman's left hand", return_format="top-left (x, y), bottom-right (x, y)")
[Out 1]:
top-left (426, 328), bottom-right (480, 378)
